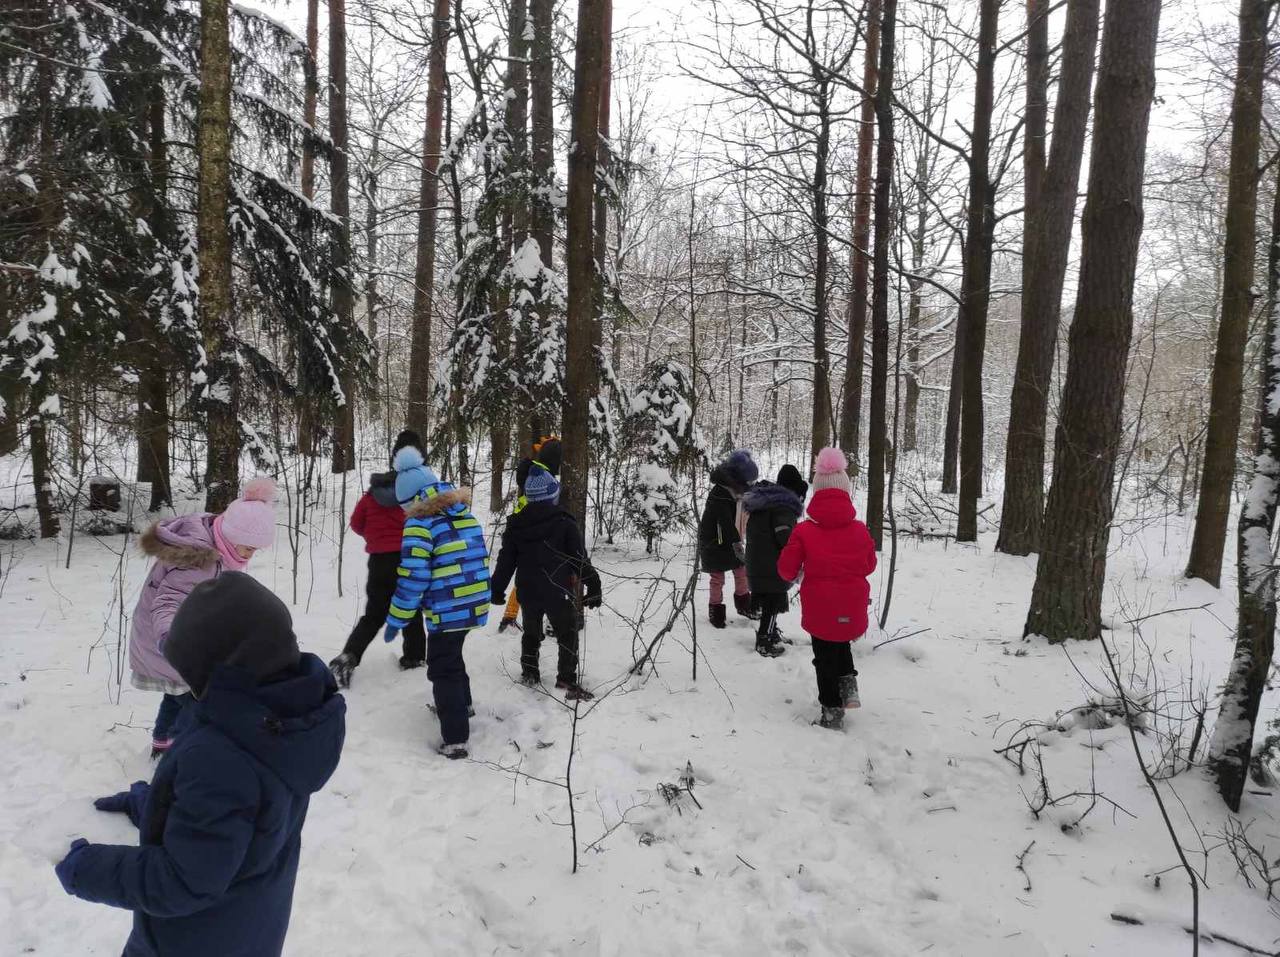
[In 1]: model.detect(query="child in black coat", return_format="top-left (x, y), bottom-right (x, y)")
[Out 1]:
top-left (490, 464), bottom-right (602, 700)
top-left (697, 450), bottom-right (759, 627)
top-left (743, 464), bottom-right (808, 657)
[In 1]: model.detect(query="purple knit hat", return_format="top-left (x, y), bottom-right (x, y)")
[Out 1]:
top-left (218, 477), bottom-right (277, 550)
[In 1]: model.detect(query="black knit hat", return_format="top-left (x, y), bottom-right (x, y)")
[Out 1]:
top-left (777, 463), bottom-right (809, 500)
top-left (164, 572), bottom-right (301, 698)
top-left (392, 429), bottom-right (422, 465)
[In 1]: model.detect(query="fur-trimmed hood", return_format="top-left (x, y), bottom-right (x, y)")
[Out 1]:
top-left (710, 450), bottom-right (759, 494)
top-left (140, 513), bottom-right (219, 570)
top-left (404, 485), bottom-right (472, 519)
top-left (742, 480), bottom-right (803, 517)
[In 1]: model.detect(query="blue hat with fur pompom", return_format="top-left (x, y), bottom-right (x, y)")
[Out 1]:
top-left (393, 445), bottom-right (439, 504)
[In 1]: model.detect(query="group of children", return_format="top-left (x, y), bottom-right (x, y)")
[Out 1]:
top-left (699, 445), bottom-right (878, 730)
top-left (52, 433), bottom-right (871, 956)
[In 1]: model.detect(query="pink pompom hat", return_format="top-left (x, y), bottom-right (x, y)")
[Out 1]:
top-left (216, 477), bottom-right (278, 550)
top-left (811, 447), bottom-right (852, 495)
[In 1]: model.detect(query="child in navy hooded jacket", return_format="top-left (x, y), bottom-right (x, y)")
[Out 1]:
top-left (54, 572), bottom-right (346, 957)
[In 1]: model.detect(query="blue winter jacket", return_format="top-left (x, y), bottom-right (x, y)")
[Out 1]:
top-left (388, 481), bottom-right (491, 633)
top-left (62, 654), bottom-right (346, 957)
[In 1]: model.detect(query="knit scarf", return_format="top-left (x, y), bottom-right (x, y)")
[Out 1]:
top-left (212, 514), bottom-right (251, 572)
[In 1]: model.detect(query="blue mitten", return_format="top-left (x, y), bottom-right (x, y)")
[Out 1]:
top-left (94, 781), bottom-right (150, 828)
top-left (383, 622), bottom-right (403, 643)
top-left (54, 838), bottom-right (89, 894)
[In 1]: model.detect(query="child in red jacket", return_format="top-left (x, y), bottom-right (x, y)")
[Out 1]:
top-left (329, 430), bottom-right (428, 687)
top-left (777, 447), bottom-right (877, 730)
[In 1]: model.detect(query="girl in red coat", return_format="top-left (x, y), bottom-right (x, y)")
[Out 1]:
top-left (777, 447), bottom-right (877, 730)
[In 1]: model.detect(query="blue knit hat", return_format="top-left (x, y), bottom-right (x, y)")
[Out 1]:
top-left (524, 464), bottom-right (560, 504)
top-left (393, 445), bottom-right (439, 504)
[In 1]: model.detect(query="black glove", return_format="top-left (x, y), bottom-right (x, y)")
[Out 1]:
top-left (93, 781), bottom-right (150, 829)
top-left (491, 587), bottom-right (506, 606)
top-left (732, 542), bottom-right (746, 563)
top-left (583, 587), bottom-right (602, 610)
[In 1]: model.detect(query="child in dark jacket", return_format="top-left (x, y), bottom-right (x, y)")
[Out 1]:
top-left (55, 572), bottom-right (346, 957)
top-left (384, 446), bottom-right (490, 759)
top-left (743, 464), bottom-right (808, 658)
top-left (777, 448), bottom-right (877, 730)
top-left (330, 430), bottom-right (429, 687)
top-left (490, 464), bottom-right (602, 700)
top-left (499, 435), bottom-right (563, 632)
top-left (697, 450), bottom-right (759, 628)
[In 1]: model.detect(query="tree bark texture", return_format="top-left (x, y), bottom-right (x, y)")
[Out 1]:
top-left (837, 0), bottom-right (880, 475)
top-left (407, 0), bottom-right (451, 438)
top-left (997, 0), bottom-right (1101, 555)
top-left (330, 0), bottom-right (356, 474)
top-left (865, 0), bottom-right (896, 551)
top-left (198, 0), bottom-right (240, 512)
top-left (955, 0), bottom-right (1000, 543)
top-left (561, 0), bottom-right (607, 527)
top-left (1185, 0), bottom-right (1269, 586)
top-left (1024, 0), bottom-right (1162, 643)
top-left (1211, 163), bottom-right (1280, 813)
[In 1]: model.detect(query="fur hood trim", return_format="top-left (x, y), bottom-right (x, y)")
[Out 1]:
top-left (139, 522), bottom-right (219, 570)
top-left (405, 487), bottom-right (472, 518)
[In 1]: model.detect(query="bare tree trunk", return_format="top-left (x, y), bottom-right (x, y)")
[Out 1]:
top-left (525, 0), bottom-right (554, 441)
top-left (997, 0), bottom-right (1101, 555)
top-left (139, 80), bottom-right (172, 510)
top-left (301, 0), bottom-right (319, 201)
top-left (838, 0), bottom-right (880, 475)
top-left (330, 0), bottom-right (356, 474)
top-left (865, 0), bottom-right (896, 550)
top-left (198, 0), bottom-right (240, 512)
top-left (1211, 162), bottom-right (1280, 813)
top-left (810, 74), bottom-right (833, 464)
top-left (955, 0), bottom-right (1000, 543)
top-left (560, 0), bottom-right (606, 527)
top-left (941, 328), bottom-right (962, 493)
top-left (407, 0), bottom-right (451, 437)
top-left (1024, 0), bottom-right (1162, 643)
top-left (1186, 0), bottom-right (1269, 586)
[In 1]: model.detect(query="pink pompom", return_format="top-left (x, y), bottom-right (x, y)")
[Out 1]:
top-left (241, 477), bottom-right (277, 503)
top-left (814, 447), bottom-right (847, 475)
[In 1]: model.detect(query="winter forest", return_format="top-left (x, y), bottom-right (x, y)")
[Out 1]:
top-left (4, 0), bottom-right (1280, 952)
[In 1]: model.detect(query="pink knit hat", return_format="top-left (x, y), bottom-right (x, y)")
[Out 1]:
top-left (217, 477), bottom-right (277, 550)
top-left (812, 447), bottom-right (853, 495)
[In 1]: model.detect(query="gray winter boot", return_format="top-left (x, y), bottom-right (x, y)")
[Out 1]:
top-left (816, 706), bottom-right (845, 730)
top-left (840, 673), bottom-right (861, 710)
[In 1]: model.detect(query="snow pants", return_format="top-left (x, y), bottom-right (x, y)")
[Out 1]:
top-left (708, 566), bottom-right (748, 604)
top-left (811, 637), bottom-right (858, 709)
top-left (427, 630), bottom-right (472, 746)
top-left (520, 600), bottom-right (579, 684)
top-left (342, 552), bottom-right (427, 664)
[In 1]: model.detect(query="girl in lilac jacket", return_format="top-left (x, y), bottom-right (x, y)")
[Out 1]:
top-left (131, 479), bottom-right (277, 756)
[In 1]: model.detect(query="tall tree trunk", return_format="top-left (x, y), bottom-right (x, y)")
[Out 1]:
top-left (1186, 0), bottom-right (1269, 586)
top-left (30, 406), bottom-right (59, 538)
top-left (198, 0), bottom-right (240, 512)
top-left (1211, 162), bottom-right (1280, 813)
top-left (407, 0), bottom-right (451, 437)
top-left (810, 78), bottom-right (833, 464)
top-left (301, 0), bottom-right (319, 201)
top-left (941, 327), bottom-right (962, 493)
top-left (561, 0), bottom-right (606, 527)
top-left (955, 0), bottom-right (1000, 543)
top-left (838, 0), bottom-right (880, 475)
top-left (997, 0), bottom-right (1101, 555)
top-left (903, 164), bottom-right (926, 453)
top-left (366, 123), bottom-right (382, 423)
top-left (526, 0), bottom-right (554, 441)
top-left (330, 0), bottom-right (356, 474)
top-left (1024, 0), bottom-right (1162, 643)
top-left (491, 0), bottom-right (528, 513)
top-left (139, 79), bottom-right (171, 510)
top-left (866, 0), bottom-right (897, 550)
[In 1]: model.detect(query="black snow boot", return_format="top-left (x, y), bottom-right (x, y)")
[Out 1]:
top-left (519, 668), bottom-right (542, 688)
top-left (329, 653), bottom-right (356, 689)
top-left (816, 706), bottom-right (845, 730)
top-left (556, 677), bottom-right (595, 701)
top-left (755, 635), bottom-right (786, 658)
top-left (399, 655), bottom-right (426, 671)
top-left (734, 592), bottom-right (760, 621)
top-left (709, 603), bottom-right (727, 629)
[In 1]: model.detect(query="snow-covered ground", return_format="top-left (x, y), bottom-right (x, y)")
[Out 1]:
top-left (2, 474), bottom-right (1278, 956)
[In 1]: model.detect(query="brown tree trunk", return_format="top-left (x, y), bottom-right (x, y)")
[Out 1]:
top-left (31, 406), bottom-right (59, 538)
top-left (810, 76), bottom-right (833, 465)
top-left (1024, 0), bottom-right (1163, 643)
top-left (838, 0), bottom-right (880, 475)
top-left (139, 79), bottom-right (172, 510)
top-left (330, 0), bottom-right (356, 474)
top-left (941, 327), bottom-right (962, 493)
top-left (301, 0), bottom-right (319, 201)
top-left (865, 0), bottom-right (897, 550)
top-left (955, 0), bottom-right (1000, 543)
top-left (198, 0), bottom-right (240, 512)
top-left (407, 0), bottom-right (451, 438)
top-left (531, 0), bottom-right (555, 273)
top-left (1186, 0), bottom-right (1269, 586)
top-left (1211, 162), bottom-right (1280, 813)
top-left (561, 0), bottom-right (606, 527)
top-left (997, 0), bottom-right (1101, 555)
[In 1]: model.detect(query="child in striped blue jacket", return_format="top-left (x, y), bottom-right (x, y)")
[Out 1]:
top-left (384, 446), bottom-right (490, 759)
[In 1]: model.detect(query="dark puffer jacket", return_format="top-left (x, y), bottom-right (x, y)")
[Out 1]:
top-left (490, 499), bottom-right (602, 610)
top-left (62, 655), bottom-right (346, 957)
top-left (697, 452), bottom-right (759, 573)
top-left (743, 481), bottom-right (805, 594)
